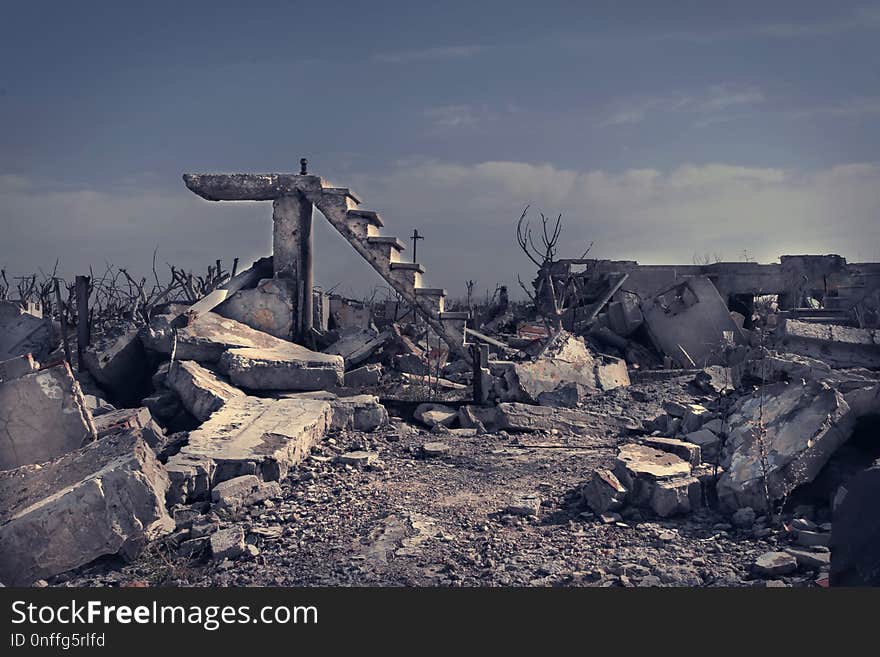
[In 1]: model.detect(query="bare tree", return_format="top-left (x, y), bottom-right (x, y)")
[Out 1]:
top-left (515, 205), bottom-right (592, 332)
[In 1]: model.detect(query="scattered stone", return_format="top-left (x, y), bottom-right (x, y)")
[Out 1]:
top-left (582, 469), bottom-right (628, 514)
top-left (615, 444), bottom-right (692, 481)
top-left (422, 442), bottom-right (451, 457)
top-left (495, 402), bottom-right (593, 434)
top-left (753, 551), bottom-right (797, 577)
top-left (414, 403), bottom-right (458, 428)
top-left (640, 436), bottom-right (701, 466)
top-left (0, 430), bottom-right (174, 586)
top-left (683, 428), bottom-right (721, 463)
top-left (785, 547), bottom-right (830, 570)
top-left (210, 526), bottom-right (246, 561)
top-left (0, 361), bottom-right (97, 470)
top-left (219, 344), bottom-right (343, 391)
top-left (211, 475), bottom-right (282, 512)
top-left (796, 530), bottom-right (830, 548)
top-left (537, 382), bottom-right (587, 408)
top-left (731, 507), bottom-right (757, 529)
top-left (503, 493), bottom-right (541, 517)
top-left (695, 365), bottom-right (739, 394)
top-left (337, 451), bottom-right (379, 467)
top-left (323, 328), bottom-right (389, 369)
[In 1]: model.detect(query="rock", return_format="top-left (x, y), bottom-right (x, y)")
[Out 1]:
top-left (393, 353), bottom-right (430, 375)
top-left (458, 405), bottom-right (499, 431)
top-left (582, 469), bottom-right (628, 514)
top-left (681, 404), bottom-right (713, 434)
top-left (323, 328), bottom-right (389, 369)
top-left (414, 403), bottom-right (458, 428)
top-left (141, 308), bottom-right (283, 363)
top-left (640, 437), bottom-right (701, 466)
top-left (0, 353), bottom-right (39, 382)
top-left (508, 332), bottom-right (628, 403)
top-left (82, 328), bottom-right (151, 406)
top-left (141, 389), bottom-right (185, 423)
top-left (731, 507), bottom-right (757, 528)
top-left (166, 360), bottom-right (244, 421)
top-left (753, 551), bottom-right (798, 577)
top-left (422, 442), bottom-right (451, 457)
top-left (219, 344), bottom-right (343, 391)
top-left (649, 477), bottom-right (701, 517)
top-left (337, 451), bottom-right (379, 467)
top-left (695, 365), bottom-right (739, 394)
top-left (214, 277), bottom-right (296, 340)
top-left (81, 394), bottom-right (115, 417)
top-left (165, 396), bottom-right (330, 504)
top-left (796, 530), bottom-right (830, 548)
top-left (92, 407), bottom-right (164, 449)
top-left (0, 429), bottom-right (174, 585)
top-left (178, 537), bottom-right (210, 559)
top-left (537, 382), bottom-right (587, 408)
top-left (831, 460), bottom-right (880, 586)
top-left (785, 547), bottom-right (830, 570)
top-left (210, 527), bottom-right (246, 561)
top-left (287, 391), bottom-right (387, 432)
top-left (791, 518), bottom-right (817, 532)
top-left (211, 475), bottom-right (281, 512)
top-left (0, 300), bottom-right (57, 362)
top-left (717, 381), bottom-right (856, 511)
top-left (615, 444), bottom-right (692, 482)
top-left (343, 363), bottom-right (383, 387)
top-left (0, 361), bottom-right (97, 470)
top-left (495, 402), bottom-right (594, 434)
top-left (662, 401), bottom-right (688, 418)
top-left (503, 493), bottom-right (541, 517)
top-left (683, 428), bottom-right (721, 463)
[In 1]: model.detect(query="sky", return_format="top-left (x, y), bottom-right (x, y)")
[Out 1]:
top-left (1, 0), bottom-right (879, 300)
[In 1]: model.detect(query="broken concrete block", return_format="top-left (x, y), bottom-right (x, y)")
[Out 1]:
top-left (141, 389), bottom-right (185, 423)
top-left (338, 451), bottom-right (379, 467)
top-left (831, 460), bottom-right (880, 586)
top-left (81, 394), bottom-right (115, 417)
top-left (166, 360), bottom-right (244, 421)
top-left (422, 442), bottom-right (451, 457)
top-left (496, 402), bottom-right (594, 434)
top-left (642, 276), bottom-right (745, 368)
top-left (753, 551), bottom-right (798, 577)
top-left (785, 547), bottom-right (830, 570)
top-left (393, 352), bottom-right (430, 375)
top-left (640, 437), bottom-right (702, 466)
top-left (165, 395), bottom-right (330, 503)
top-left (458, 405), bottom-right (496, 432)
top-left (615, 443), bottom-right (692, 482)
top-left (694, 365), bottom-right (740, 394)
top-left (92, 406), bottom-right (164, 449)
top-left (776, 319), bottom-right (880, 370)
top-left (283, 391), bottom-right (388, 432)
top-left (0, 353), bottom-right (38, 382)
top-left (344, 363), bottom-right (383, 387)
top-left (0, 430), bottom-right (174, 585)
top-left (323, 328), bottom-right (389, 369)
top-left (503, 493), bottom-right (541, 517)
top-left (681, 404), bottom-right (714, 434)
top-left (211, 474), bottom-right (282, 512)
top-left (215, 277), bottom-right (296, 340)
top-left (595, 356), bottom-right (630, 391)
top-left (717, 381), bottom-right (856, 511)
top-left (606, 294), bottom-right (644, 337)
top-left (83, 328), bottom-right (151, 406)
top-left (0, 300), bottom-right (57, 362)
top-left (537, 381), bottom-right (587, 408)
top-left (210, 526), bottom-right (246, 561)
top-left (141, 309), bottom-right (285, 363)
top-left (582, 469), bottom-right (628, 514)
top-left (684, 428), bottom-right (722, 462)
top-left (219, 344), bottom-right (343, 391)
top-left (414, 403), bottom-right (458, 428)
top-left (0, 362), bottom-right (97, 470)
top-left (649, 476), bottom-right (701, 517)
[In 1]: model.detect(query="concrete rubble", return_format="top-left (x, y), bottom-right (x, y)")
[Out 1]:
top-left (5, 192), bottom-right (880, 592)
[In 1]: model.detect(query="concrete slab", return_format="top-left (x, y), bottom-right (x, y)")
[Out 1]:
top-left (0, 429), bottom-right (173, 585)
top-left (776, 319), bottom-right (880, 369)
top-left (0, 300), bottom-right (57, 362)
top-left (323, 328), bottom-right (390, 369)
top-left (281, 391), bottom-right (387, 432)
top-left (0, 353), bottom-right (39, 382)
top-left (219, 344), bottom-right (343, 391)
top-left (0, 362), bottom-right (97, 470)
top-left (166, 360), bottom-right (244, 421)
top-left (92, 406), bottom-right (164, 449)
top-left (165, 396), bottom-right (330, 504)
top-left (215, 277), bottom-right (296, 340)
top-left (82, 328), bottom-right (152, 406)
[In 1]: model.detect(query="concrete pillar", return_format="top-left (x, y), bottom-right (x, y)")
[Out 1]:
top-left (272, 193), bottom-right (314, 341)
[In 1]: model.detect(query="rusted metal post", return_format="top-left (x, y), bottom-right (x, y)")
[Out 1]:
top-left (75, 275), bottom-right (90, 371)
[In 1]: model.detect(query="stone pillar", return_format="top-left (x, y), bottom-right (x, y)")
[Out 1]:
top-left (272, 193), bottom-right (314, 341)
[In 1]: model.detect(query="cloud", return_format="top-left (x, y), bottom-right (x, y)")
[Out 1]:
top-left (602, 84), bottom-right (764, 126)
top-left (423, 104), bottom-right (483, 127)
top-left (2, 160), bottom-right (879, 300)
top-left (370, 45), bottom-right (487, 64)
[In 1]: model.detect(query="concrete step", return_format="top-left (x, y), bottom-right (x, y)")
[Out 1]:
top-left (365, 236), bottom-right (405, 263)
top-left (415, 288), bottom-right (446, 313)
top-left (389, 263), bottom-right (423, 289)
top-left (348, 209), bottom-right (384, 227)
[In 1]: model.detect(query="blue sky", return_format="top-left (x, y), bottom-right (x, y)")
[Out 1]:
top-left (2, 0), bottom-right (879, 298)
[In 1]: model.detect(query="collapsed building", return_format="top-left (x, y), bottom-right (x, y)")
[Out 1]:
top-left (1, 166), bottom-right (879, 587)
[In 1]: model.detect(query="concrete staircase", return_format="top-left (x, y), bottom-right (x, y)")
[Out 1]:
top-left (305, 184), bottom-right (470, 358)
